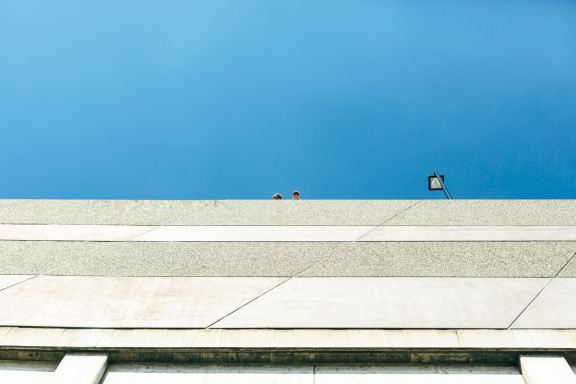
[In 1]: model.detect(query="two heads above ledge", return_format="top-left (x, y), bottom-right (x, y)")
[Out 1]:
top-left (274, 191), bottom-right (299, 200)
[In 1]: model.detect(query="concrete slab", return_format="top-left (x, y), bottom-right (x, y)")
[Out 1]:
top-left (0, 200), bottom-right (212, 225)
top-left (0, 225), bottom-right (154, 241)
top-left (2, 224), bottom-right (576, 242)
top-left (171, 200), bottom-right (418, 226)
top-left (102, 364), bottom-right (313, 384)
top-left (557, 255), bottom-right (576, 277)
top-left (131, 226), bottom-right (375, 242)
top-left (385, 200), bottom-right (576, 226)
top-left (0, 241), bottom-right (101, 275)
top-left (300, 242), bottom-right (576, 277)
top-left (512, 278), bottom-right (576, 328)
top-left (360, 226), bottom-right (576, 241)
top-left (3, 327), bottom-right (576, 349)
top-left (212, 277), bottom-right (548, 329)
top-left (0, 275), bottom-right (33, 291)
top-left (316, 365), bottom-right (525, 384)
top-left (520, 356), bottom-right (576, 384)
top-left (0, 360), bottom-right (56, 384)
top-left (48, 242), bottom-right (346, 277)
top-left (0, 276), bottom-right (285, 328)
top-left (48, 353), bottom-right (108, 384)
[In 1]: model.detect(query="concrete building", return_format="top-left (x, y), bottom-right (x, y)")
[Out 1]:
top-left (1, 199), bottom-right (576, 383)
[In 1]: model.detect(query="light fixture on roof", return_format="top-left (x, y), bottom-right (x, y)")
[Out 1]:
top-left (428, 171), bottom-right (452, 199)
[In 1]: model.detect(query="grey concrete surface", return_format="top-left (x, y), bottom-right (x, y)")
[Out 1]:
top-left (5, 328), bottom-right (576, 349)
top-left (37, 242), bottom-right (346, 277)
top-left (0, 241), bottom-right (98, 275)
top-left (102, 364), bottom-right (313, 384)
top-left (316, 365), bottom-right (525, 384)
top-left (0, 275), bottom-right (32, 291)
top-left (512, 278), bottom-right (576, 329)
top-left (0, 276), bottom-right (285, 328)
top-left (48, 353), bottom-right (108, 384)
top-left (360, 226), bottom-right (576, 241)
top-left (212, 277), bottom-right (548, 329)
top-left (0, 225), bottom-right (154, 241)
top-left (385, 200), bottom-right (576, 226)
top-left (520, 356), bottom-right (576, 384)
top-left (301, 242), bottom-right (576, 277)
top-left (2, 199), bottom-right (575, 226)
top-left (0, 360), bottom-right (56, 384)
top-left (2, 240), bottom-right (574, 278)
top-left (132, 226), bottom-right (375, 242)
top-left (557, 255), bottom-right (576, 277)
top-left (0, 200), bottom-right (213, 225)
top-left (171, 200), bottom-right (418, 226)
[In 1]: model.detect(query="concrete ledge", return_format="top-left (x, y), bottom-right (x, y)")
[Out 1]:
top-left (0, 225), bottom-right (154, 241)
top-left (3, 225), bottom-right (576, 242)
top-left (3, 329), bottom-right (576, 350)
top-left (48, 353), bottom-right (107, 384)
top-left (3, 348), bottom-right (576, 366)
top-left (520, 355), bottom-right (576, 384)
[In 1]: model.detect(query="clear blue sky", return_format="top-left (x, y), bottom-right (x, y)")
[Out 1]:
top-left (1, 1), bottom-right (575, 200)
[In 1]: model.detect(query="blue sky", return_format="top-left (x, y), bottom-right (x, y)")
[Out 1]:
top-left (1, 1), bottom-right (575, 200)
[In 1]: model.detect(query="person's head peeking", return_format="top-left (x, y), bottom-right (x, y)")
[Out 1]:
top-left (273, 193), bottom-right (282, 200)
top-left (292, 191), bottom-right (300, 200)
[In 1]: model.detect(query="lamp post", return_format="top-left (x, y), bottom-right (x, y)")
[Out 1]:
top-left (428, 171), bottom-right (452, 199)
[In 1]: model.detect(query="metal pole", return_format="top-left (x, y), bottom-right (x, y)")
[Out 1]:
top-left (434, 170), bottom-right (452, 199)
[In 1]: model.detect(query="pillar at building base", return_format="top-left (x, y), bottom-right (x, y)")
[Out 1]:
top-left (520, 355), bottom-right (576, 384)
top-left (48, 353), bottom-right (107, 384)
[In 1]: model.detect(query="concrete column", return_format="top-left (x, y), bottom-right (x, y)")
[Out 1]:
top-left (520, 355), bottom-right (576, 384)
top-left (48, 353), bottom-right (108, 384)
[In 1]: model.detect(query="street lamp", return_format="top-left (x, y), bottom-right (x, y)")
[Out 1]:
top-left (428, 171), bottom-right (452, 199)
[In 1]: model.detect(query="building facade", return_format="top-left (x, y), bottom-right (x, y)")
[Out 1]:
top-left (1, 199), bottom-right (576, 383)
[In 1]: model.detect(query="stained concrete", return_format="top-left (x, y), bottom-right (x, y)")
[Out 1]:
top-left (39, 242), bottom-right (346, 277)
top-left (102, 364), bottom-right (313, 384)
top-left (5, 328), bottom-right (576, 349)
top-left (512, 278), bottom-right (576, 329)
top-left (0, 200), bottom-right (212, 225)
top-left (0, 276), bottom-right (285, 328)
top-left (385, 200), bottom-right (576, 226)
top-left (300, 242), bottom-right (576, 277)
top-left (212, 277), bottom-right (548, 329)
top-left (315, 365), bottom-right (525, 384)
top-left (171, 200), bottom-right (418, 226)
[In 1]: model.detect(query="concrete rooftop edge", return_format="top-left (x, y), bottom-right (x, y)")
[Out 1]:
top-left (2, 199), bottom-right (576, 226)
top-left (4, 328), bottom-right (576, 350)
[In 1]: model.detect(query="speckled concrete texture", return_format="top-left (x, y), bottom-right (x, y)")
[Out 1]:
top-left (557, 253), bottom-right (576, 277)
top-left (0, 241), bottom-right (91, 275)
top-left (0, 200), bottom-right (214, 225)
top-left (171, 200), bottom-right (419, 226)
top-left (299, 242), bottom-right (576, 277)
top-left (6, 241), bottom-right (347, 277)
top-left (384, 200), bottom-right (576, 226)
